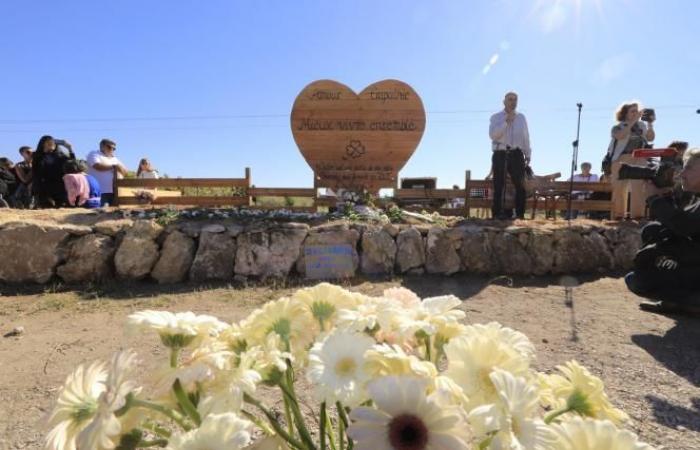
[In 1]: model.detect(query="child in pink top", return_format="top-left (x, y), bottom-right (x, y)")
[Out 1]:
top-left (63, 160), bottom-right (90, 206)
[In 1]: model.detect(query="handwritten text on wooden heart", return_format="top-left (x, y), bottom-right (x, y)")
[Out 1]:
top-left (291, 79), bottom-right (426, 190)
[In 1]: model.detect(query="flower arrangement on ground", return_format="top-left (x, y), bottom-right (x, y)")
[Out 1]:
top-left (45, 283), bottom-right (654, 450)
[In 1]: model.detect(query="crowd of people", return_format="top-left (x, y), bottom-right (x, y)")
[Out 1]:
top-left (0, 136), bottom-right (159, 208)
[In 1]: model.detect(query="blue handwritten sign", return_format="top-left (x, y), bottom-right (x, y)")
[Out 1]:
top-left (304, 244), bottom-right (355, 280)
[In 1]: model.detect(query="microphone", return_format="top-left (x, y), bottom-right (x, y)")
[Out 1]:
top-left (576, 103), bottom-right (583, 109)
top-left (696, 109), bottom-right (700, 114)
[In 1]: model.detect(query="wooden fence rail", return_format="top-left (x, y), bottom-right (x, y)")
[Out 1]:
top-left (113, 168), bottom-right (614, 218)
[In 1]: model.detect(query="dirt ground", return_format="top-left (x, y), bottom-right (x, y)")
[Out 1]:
top-left (1, 275), bottom-right (698, 450)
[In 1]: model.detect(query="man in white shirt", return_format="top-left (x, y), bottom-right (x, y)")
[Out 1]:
top-left (489, 92), bottom-right (532, 219)
top-left (86, 138), bottom-right (128, 206)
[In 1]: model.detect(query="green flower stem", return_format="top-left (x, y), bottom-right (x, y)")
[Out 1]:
top-left (241, 409), bottom-right (275, 436)
top-left (478, 433), bottom-right (496, 450)
top-left (335, 402), bottom-right (352, 450)
top-left (338, 416), bottom-right (345, 450)
top-left (424, 335), bottom-right (432, 363)
top-left (142, 421), bottom-right (172, 438)
top-left (544, 407), bottom-right (573, 424)
top-left (325, 414), bottom-right (338, 450)
top-left (283, 394), bottom-right (295, 436)
top-left (320, 402), bottom-right (327, 450)
top-left (130, 398), bottom-right (191, 431)
top-left (244, 393), bottom-right (305, 450)
top-left (137, 438), bottom-right (169, 447)
top-left (169, 348), bottom-right (179, 368)
top-left (172, 379), bottom-right (201, 426)
top-left (278, 381), bottom-right (317, 450)
top-left (283, 357), bottom-right (296, 436)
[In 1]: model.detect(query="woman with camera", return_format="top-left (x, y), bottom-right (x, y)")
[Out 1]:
top-left (607, 101), bottom-right (655, 163)
top-left (604, 102), bottom-right (656, 218)
top-left (32, 135), bottom-right (76, 208)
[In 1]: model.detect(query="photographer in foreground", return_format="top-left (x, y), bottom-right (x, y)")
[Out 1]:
top-left (625, 148), bottom-right (700, 311)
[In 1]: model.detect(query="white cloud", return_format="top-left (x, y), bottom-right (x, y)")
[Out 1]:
top-left (591, 53), bottom-right (634, 85)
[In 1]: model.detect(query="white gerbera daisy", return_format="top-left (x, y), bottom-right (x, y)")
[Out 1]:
top-left (540, 361), bottom-right (629, 425)
top-left (445, 331), bottom-right (532, 409)
top-left (383, 287), bottom-right (421, 308)
top-left (336, 295), bottom-right (384, 334)
top-left (127, 310), bottom-right (229, 349)
top-left (75, 350), bottom-right (140, 450)
top-left (389, 295), bottom-right (465, 347)
top-left (551, 417), bottom-right (653, 450)
top-left (459, 322), bottom-right (536, 362)
top-left (347, 376), bottom-right (471, 450)
top-left (197, 350), bottom-right (262, 417)
top-left (167, 412), bottom-right (252, 450)
top-left (307, 330), bottom-right (374, 406)
top-left (292, 282), bottom-right (360, 330)
top-left (468, 369), bottom-right (557, 450)
top-left (46, 361), bottom-right (107, 450)
top-left (364, 344), bottom-right (438, 381)
top-left (239, 296), bottom-right (316, 362)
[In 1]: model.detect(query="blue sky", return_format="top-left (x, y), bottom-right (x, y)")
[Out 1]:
top-left (1, 0), bottom-right (699, 188)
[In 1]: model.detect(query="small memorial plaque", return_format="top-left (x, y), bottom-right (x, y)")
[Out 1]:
top-left (304, 244), bottom-right (355, 280)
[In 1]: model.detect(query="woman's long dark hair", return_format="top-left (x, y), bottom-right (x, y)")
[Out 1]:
top-left (35, 135), bottom-right (55, 155)
top-left (32, 135), bottom-right (55, 181)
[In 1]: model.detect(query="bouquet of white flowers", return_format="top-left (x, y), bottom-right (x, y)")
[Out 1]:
top-left (45, 283), bottom-right (654, 450)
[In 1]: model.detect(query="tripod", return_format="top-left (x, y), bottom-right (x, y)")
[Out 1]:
top-left (566, 103), bottom-right (583, 222)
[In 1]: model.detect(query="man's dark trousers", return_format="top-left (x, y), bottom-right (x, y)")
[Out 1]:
top-left (492, 149), bottom-right (526, 218)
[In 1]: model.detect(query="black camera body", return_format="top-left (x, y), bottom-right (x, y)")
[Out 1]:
top-left (641, 108), bottom-right (656, 122)
top-left (618, 159), bottom-right (676, 188)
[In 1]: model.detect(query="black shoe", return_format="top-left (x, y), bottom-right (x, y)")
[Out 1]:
top-left (640, 301), bottom-right (700, 316)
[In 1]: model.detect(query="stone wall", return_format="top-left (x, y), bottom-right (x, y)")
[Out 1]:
top-left (0, 219), bottom-right (642, 284)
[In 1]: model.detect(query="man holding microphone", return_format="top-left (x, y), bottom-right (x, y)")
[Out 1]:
top-left (489, 91), bottom-right (531, 220)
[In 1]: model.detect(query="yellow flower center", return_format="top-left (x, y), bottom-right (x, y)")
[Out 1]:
top-left (335, 357), bottom-right (357, 376)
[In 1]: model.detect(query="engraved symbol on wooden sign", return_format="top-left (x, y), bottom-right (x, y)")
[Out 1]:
top-left (290, 79), bottom-right (426, 191)
top-left (344, 140), bottom-right (366, 160)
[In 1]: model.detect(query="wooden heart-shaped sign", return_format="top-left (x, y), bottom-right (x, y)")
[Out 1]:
top-left (291, 79), bottom-right (426, 191)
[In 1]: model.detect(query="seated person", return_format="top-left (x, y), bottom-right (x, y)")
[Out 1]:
top-left (625, 147), bottom-right (700, 310)
top-left (13, 146), bottom-right (34, 208)
top-left (62, 160), bottom-right (90, 207)
top-left (0, 157), bottom-right (18, 207)
top-left (563, 162), bottom-right (599, 219)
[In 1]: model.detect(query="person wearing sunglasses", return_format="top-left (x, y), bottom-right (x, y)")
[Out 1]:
top-left (86, 138), bottom-right (128, 206)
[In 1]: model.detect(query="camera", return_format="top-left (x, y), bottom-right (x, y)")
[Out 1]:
top-left (641, 108), bottom-right (655, 122)
top-left (618, 159), bottom-right (675, 188)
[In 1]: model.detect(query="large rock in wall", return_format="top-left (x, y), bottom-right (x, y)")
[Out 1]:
top-left (190, 230), bottom-right (237, 281)
top-left (490, 229), bottom-right (533, 275)
top-left (425, 227), bottom-right (462, 275)
top-left (360, 227), bottom-right (397, 275)
top-left (396, 227), bottom-right (425, 273)
top-left (0, 223), bottom-right (70, 283)
top-left (459, 227), bottom-right (497, 274)
top-left (57, 234), bottom-right (115, 282)
top-left (114, 220), bottom-right (163, 280)
top-left (235, 223), bottom-right (309, 279)
top-left (151, 231), bottom-right (196, 284)
top-left (604, 226), bottom-right (643, 270)
top-left (552, 227), bottom-right (614, 274)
